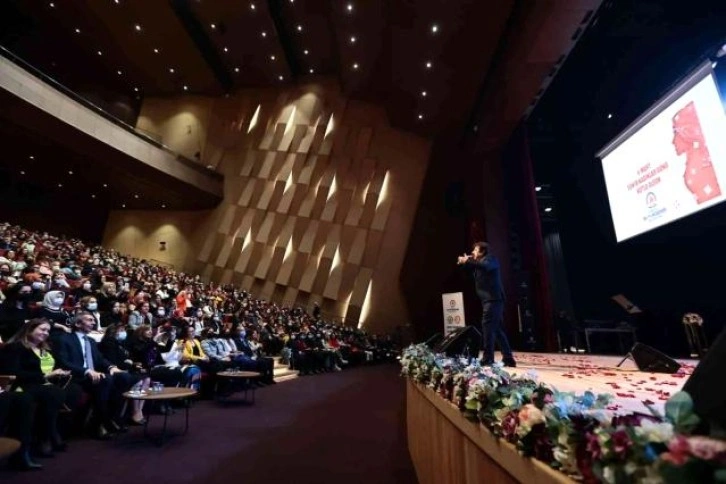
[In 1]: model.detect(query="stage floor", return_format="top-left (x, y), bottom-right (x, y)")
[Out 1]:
top-left (503, 352), bottom-right (698, 415)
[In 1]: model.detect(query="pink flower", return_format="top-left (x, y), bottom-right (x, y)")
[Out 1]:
top-left (611, 430), bottom-right (632, 458)
top-left (586, 432), bottom-right (602, 460)
top-left (687, 436), bottom-right (726, 461)
top-left (662, 435), bottom-right (691, 466)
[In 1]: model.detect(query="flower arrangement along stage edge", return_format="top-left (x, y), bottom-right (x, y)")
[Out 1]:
top-left (400, 344), bottom-right (726, 484)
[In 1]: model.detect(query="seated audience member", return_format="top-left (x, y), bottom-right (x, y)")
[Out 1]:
top-left (0, 284), bottom-right (33, 341)
top-left (127, 325), bottom-right (189, 388)
top-left (128, 301), bottom-right (154, 330)
top-left (0, 319), bottom-right (72, 455)
top-left (54, 312), bottom-right (129, 439)
top-left (39, 290), bottom-right (73, 347)
top-left (180, 325), bottom-right (215, 372)
top-left (101, 301), bottom-right (124, 329)
top-left (199, 329), bottom-right (235, 371)
top-left (79, 296), bottom-right (105, 341)
top-left (228, 326), bottom-right (275, 384)
top-left (0, 389), bottom-right (39, 470)
top-left (98, 325), bottom-right (147, 425)
top-left (71, 279), bottom-right (94, 303)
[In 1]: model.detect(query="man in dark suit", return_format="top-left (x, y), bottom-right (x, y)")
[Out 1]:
top-left (458, 242), bottom-right (516, 367)
top-left (54, 312), bottom-right (127, 439)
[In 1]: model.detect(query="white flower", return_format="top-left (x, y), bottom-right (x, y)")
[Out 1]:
top-left (634, 420), bottom-right (674, 443)
top-left (519, 404), bottom-right (545, 427)
top-left (603, 466), bottom-right (616, 484)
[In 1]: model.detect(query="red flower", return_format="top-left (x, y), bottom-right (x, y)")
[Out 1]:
top-left (611, 430), bottom-right (632, 458)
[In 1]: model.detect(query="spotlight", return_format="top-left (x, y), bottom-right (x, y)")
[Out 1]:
top-left (607, 113), bottom-right (613, 119)
top-left (425, 61), bottom-right (432, 69)
top-left (134, 24), bottom-right (142, 32)
top-left (431, 24), bottom-right (439, 34)
top-left (352, 62), bottom-right (359, 70)
top-left (346, 3), bottom-right (353, 12)
top-left (535, 186), bottom-right (542, 192)
top-left (544, 207), bottom-right (553, 213)
top-left (717, 43), bottom-right (726, 58)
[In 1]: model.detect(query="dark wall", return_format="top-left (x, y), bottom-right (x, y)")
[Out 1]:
top-left (529, 0), bottom-right (726, 356)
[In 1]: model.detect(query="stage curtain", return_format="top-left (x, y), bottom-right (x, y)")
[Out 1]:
top-left (543, 231), bottom-right (575, 318)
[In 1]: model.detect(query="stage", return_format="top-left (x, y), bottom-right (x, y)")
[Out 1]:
top-left (505, 351), bottom-right (697, 415)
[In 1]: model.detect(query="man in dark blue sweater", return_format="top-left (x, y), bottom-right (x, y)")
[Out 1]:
top-left (458, 242), bottom-right (516, 367)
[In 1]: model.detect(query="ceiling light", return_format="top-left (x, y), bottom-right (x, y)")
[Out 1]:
top-left (122, 204), bottom-right (126, 208)
top-left (303, 49), bottom-right (309, 55)
top-left (535, 186), bottom-right (542, 192)
top-left (346, 3), bottom-right (353, 12)
top-left (97, 50), bottom-right (103, 56)
top-left (134, 194), bottom-right (139, 199)
top-left (425, 61), bottom-right (432, 69)
top-left (250, 2), bottom-right (256, 10)
top-left (234, 67), bottom-right (240, 73)
top-left (607, 113), bottom-right (613, 119)
top-left (114, 0), bottom-right (119, 3)
top-left (29, 155), bottom-right (34, 160)
top-left (417, 114), bottom-right (423, 120)
top-left (133, 87), bottom-right (139, 92)
top-left (350, 36), bottom-right (356, 44)
top-left (68, 170), bottom-right (73, 175)
top-left (153, 48), bottom-right (160, 54)
top-left (49, 2), bottom-right (55, 7)
top-left (74, 28), bottom-right (81, 34)
top-left (261, 31), bottom-right (267, 38)
top-left (270, 55), bottom-right (276, 61)
top-left (421, 90), bottom-right (427, 97)
top-left (57, 183), bottom-right (63, 188)
top-left (103, 183), bottom-right (108, 188)
top-left (169, 67), bottom-right (175, 73)
top-left (544, 207), bottom-right (553, 213)
top-left (210, 23), bottom-right (216, 29)
top-left (134, 24), bottom-right (142, 32)
top-left (117, 70), bottom-right (122, 75)
top-left (161, 204), bottom-right (166, 208)
top-left (431, 24), bottom-right (439, 34)
top-left (296, 25), bottom-right (303, 32)
top-left (183, 85), bottom-right (188, 91)
top-left (309, 68), bottom-right (314, 74)
top-left (91, 194), bottom-right (96, 199)
top-left (223, 47), bottom-right (229, 52)
top-left (20, 171), bottom-right (25, 175)
top-left (278, 75), bottom-right (284, 81)
top-left (352, 62), bottom-right (359, 70)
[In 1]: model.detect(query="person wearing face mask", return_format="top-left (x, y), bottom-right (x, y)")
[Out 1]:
top-left (39, 290), bottom-right (72, 348)
top-left (0, 285), bottom-right (33, 341)
top-left (128, 302), bottom-right (154, 330)
top-left (79, 296), bottom-right (104, 341)
top-left (71, 279), bottom-right (94, 303)
top-left (101, 302), bottom-right (124, 329)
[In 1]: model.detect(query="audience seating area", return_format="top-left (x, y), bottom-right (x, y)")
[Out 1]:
top-left (0, 222), bottom-right (400, 471)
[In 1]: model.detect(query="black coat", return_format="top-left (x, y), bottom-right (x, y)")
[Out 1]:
top-left (0, 342), bottom-right (48, 386)
top-left (463, 255), bottom-right (505, 302)
top-left (54, 332), bottom-right (114, 379)
top-left (98, 337), bottom-right (135, 371)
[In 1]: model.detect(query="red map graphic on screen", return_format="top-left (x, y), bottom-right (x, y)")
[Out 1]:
top-left (672, 101), bottom-right (722, 204)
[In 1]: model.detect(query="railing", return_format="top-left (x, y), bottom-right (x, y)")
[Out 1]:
top-left (0, 45), bottom-right (222, 180)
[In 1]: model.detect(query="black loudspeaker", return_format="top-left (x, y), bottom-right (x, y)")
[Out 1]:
top-left (424, 333), bottom-right (442, 349)
top-left (433, 326), bottom-right (482, 358)
top-left (683, 327), bottom-right (726, 432)
top-left (619, 342), bottom-right (681, 374)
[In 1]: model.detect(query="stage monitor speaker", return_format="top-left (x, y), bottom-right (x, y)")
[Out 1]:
top-left (683, 327), bottom-right (726, 432)
top-left (424, 333), bottom-right (442, 349)
top-left (626, 342), bottom-right (681, 374)
top-left (433, 326), bottom-right (481, 358)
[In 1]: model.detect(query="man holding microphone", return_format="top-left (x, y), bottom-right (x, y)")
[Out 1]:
top-left (457, 242), bottom-right (516, 367)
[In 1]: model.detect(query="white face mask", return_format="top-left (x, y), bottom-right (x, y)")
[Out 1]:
top-left (32, 281), bottom-right (44, 290)
top-left (157, 309), bottom-right (166, 317)
top-left (116, 331), bottom-right (127, 341)
top-left (83, 283), bottom-right (92, 291)
top-left (87, 302), bottom-right (98, 311)
top-left (52, 297), bottom-right (65, 307)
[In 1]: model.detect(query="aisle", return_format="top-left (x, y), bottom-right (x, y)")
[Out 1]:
top-left (1, 365), bottom-right (417, 484)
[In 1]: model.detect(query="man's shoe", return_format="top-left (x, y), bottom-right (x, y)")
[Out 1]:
top-left (480, 359), bottom-right (495, 366)
top-left (502, 357), bottom-right (517, 368)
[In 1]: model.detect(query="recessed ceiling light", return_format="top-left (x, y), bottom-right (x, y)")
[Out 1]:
top-left (431, 24), bottom-right (439, 34)
top-left (210, 23), bottom-right (216, 29)
top-left (309, 68), bottom-right (314, 74)
top-left (57, 183), bottom-right (63, 188)
top-left (223, 47), bottom-right (229, 52)
top-left (607, 113), bottom-right (613, 119)
top-left (117, 70), bottom-right (122, 75)
top-left (169, 67), bottom-right (175, 73)
top-left (97, 50), bottom-right (103, 56)
top-left (350, 36), bottom-right (356, 44)
top-left (234, 67), bottom-right (240, 73)
top-left (418, 114), bottom-right (423, 120)
top-left (91, 194), bottom-right (96, 198)
top-left (114, 0), bottom-right (119, 3)
top-left (29, 155), bottom-right (34, 160)
top-left (153, 48), bottom-right (160, 54)
top-left (161, 204), bottom-right (166, 208)
top-left (303, 49), bottom-right (309, 55)
top-left (20, 171), bottom-right (25, 175)
top-left (133, 87), bottom-right (139, 92)
top-left (346, 3), bottom-right (353, 12)
top-left (74, 28), bottom-right (81, 34)
top-left (421, 90), bottom-right (427, 97)
top-left (49, 2), bottom-right (55, 7)
top-left (103, 183), bottom-right (108, 188)
top-left (134, 24), bottom-right (142, 32)
top-left (352, 62), bottom-right (359, 70)
top-left (68, 170), bottom-right (73, 175)
top-left (122, 203), bottom-right (126, 208)
top-left (425, 61), bottom-right (432, 69)
top-left (296, 25), bottom-right (303, 32)
top-left (183, 85), bottom-right (188, 91)
top-left (270, 55), bottom-right (276, 61)
top-left (535, 186), bottom-right (542, 192)
top-left (250, 2), bottom-right (256, 10)
top-left (134, 194), bottom-right (139, 199)
top-left (544, 207), bottom-right (553, 213)
top-left (278, 75), bottom-right (284, 81)
top-left (261, 31), bottom-right (267, 38)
